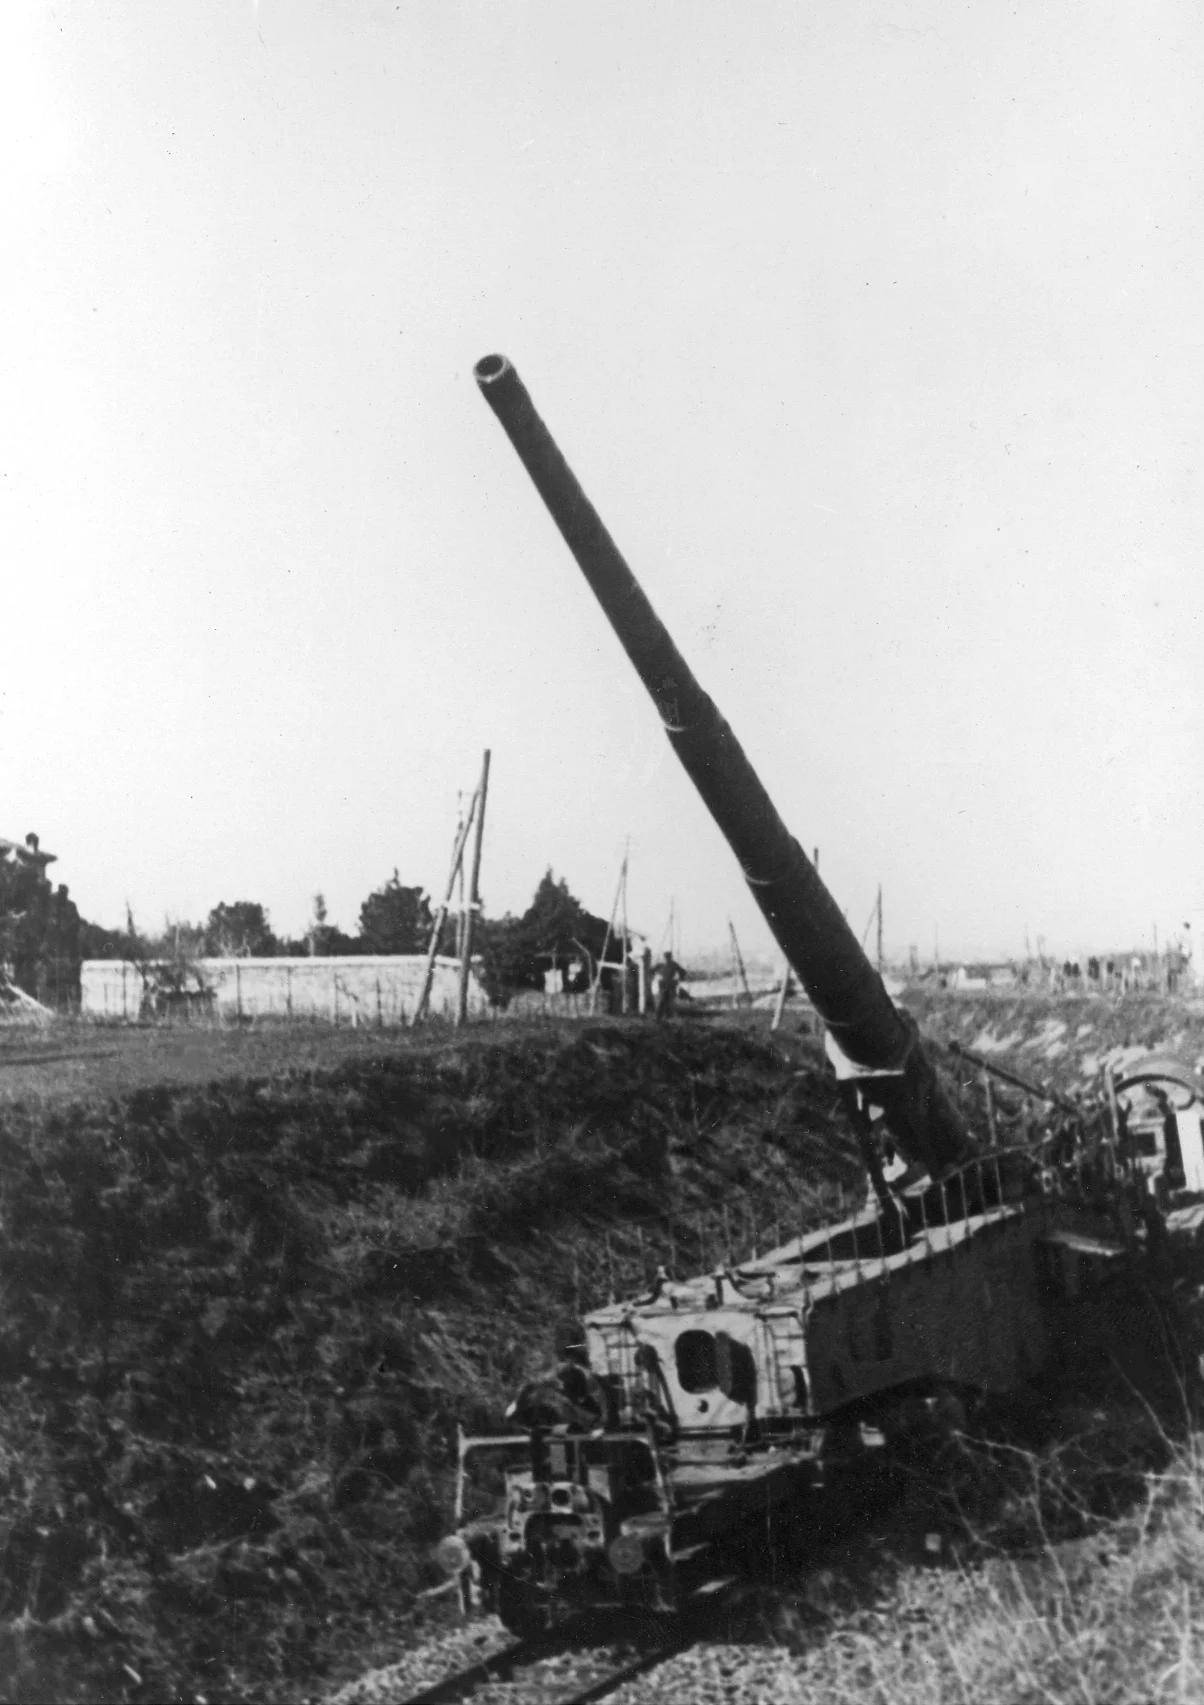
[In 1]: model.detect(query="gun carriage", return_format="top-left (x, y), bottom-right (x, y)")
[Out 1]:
top-left (433, 355), bottom-right (1204, 1634)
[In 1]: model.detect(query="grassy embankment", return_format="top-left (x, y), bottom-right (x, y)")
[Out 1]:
top-left (742, 1413), bottom-right (1204, 1703)
top-left (0, 1016), bottom-right (855, 1703)
top-left (1, 1001), bottom-right (1201, 1704)
top-left (904, 986), bottom-right (1204, 1099)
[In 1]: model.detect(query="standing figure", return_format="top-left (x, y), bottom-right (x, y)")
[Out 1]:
top-left (655, 951), bottom-right (682, 1019)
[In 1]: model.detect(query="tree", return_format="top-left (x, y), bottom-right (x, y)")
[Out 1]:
top-left (204, 901), bottom-right (277, 958)
top-left (304, 892), bottom-right (358, 958)
top-left (357, 872), bottom-right (434, 956)
top-left (478, 870), bottom-right (611, 1004)
top-left (0, 834), bottom-right (85, 1006)
top-left (78, 918), bottom-right (128, 961)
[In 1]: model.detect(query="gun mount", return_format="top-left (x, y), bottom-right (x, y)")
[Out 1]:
top-left (441, 355), bottom-right (1202, 1639)
top-left (474, 353), bottom-right (975, 1180)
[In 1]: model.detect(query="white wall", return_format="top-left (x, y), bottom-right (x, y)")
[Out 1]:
top-left (80, 955), bottom-right (488, 1023)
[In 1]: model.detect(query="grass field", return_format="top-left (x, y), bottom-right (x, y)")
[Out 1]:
top-left (0, 1010), bottom-right (617, 1111)
top-left (3, 981), bottom-right (1197, 1112)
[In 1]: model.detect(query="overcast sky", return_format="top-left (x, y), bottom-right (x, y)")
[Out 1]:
top-left (2, 1), bottom-right (1200, 963)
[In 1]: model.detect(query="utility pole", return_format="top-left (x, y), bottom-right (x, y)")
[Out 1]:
top-left (412, 784), bottom-right (479, 1027)
top-left (620, 840), bottom-right (630, 1014)
top-left (456, 749), bottom-right (491, 1025)
top-left (728, 919), bottom-right (751, 1007)
top-left (455, 796), bottom-right (467, 962)
top-left (591, 849), bottom-right (628, 1015)
top-left (771, 963), bottom-right (792, 1031)
top-left (876, 884), bottom-right (883, 975)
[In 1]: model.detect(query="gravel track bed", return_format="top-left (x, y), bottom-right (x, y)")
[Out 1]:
top-left (322, 1618), bottom-right (723, 1705)
top-left (323, 1618), bottom-right (516, 1704)
top-left (322, 1619), bottom-right (813, 1705)
top-left (606, 1643), bottom-right (810, 1704)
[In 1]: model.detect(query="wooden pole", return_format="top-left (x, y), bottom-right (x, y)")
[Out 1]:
top-left (728, 919), bottom-right (751, 1007)
top-left (771, 962), bottom-right (792, 1031)
top-left (591, 853), bottom-right (626, 1015)
top-left (412, 790), bottom-right (478, 1027)
top-left (455, 800), bottom-right (467, 963)
top-left (620, 841), bottom-right (630, 1014)
top-left (457, 749), bottom-right (491, 1026)
top-left (876, 884), bottom-right (883, 974)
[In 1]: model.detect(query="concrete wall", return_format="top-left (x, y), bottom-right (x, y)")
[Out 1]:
top-left (80, 955), bottom-right (488, 1024)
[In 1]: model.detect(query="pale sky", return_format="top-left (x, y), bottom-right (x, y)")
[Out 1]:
top-left (2, 1), bottom-right (1200, 963)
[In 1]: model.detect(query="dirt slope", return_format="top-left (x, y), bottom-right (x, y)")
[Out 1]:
top-left (904, 988), bottom-right (1204, 1098)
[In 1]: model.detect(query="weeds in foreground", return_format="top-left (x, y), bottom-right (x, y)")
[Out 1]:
top-left (757, 1415), bottom-right (1204, 1705)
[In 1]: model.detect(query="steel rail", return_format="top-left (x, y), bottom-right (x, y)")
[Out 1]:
top-left (393, 1620), bottom-right (704, 1705)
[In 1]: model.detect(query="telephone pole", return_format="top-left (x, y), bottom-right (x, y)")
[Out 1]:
top-left (412, 793), bottom-right (478, 1027)
top-left (456, 749), bottom-right (491, 1025)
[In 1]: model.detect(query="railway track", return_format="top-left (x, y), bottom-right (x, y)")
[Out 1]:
top-left (396, 1578), bottom-right (737, 1705)
top-left (387, 1449), bottom-right (913, 1705)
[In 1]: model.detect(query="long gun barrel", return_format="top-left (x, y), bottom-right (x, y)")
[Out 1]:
top-left (474, 354), bottom-right (976, 1176)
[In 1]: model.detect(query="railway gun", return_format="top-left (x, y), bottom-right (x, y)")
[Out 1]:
top-left (433, 354), bottom-right (1204, 1635)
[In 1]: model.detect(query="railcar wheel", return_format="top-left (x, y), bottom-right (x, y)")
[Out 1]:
top-left (497, 1574), bottom-right (553, 1639)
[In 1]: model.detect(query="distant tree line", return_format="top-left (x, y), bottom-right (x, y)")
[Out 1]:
top-left (4, 845), bottom-right (619, 1010)
top-left (106, 874), bottom-right (445, 968)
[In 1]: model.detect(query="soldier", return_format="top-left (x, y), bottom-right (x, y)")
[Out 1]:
top-left (505, 1345), bottom-right (609, 1432)
top-left (654, 951), bottom-right (683, 1019)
